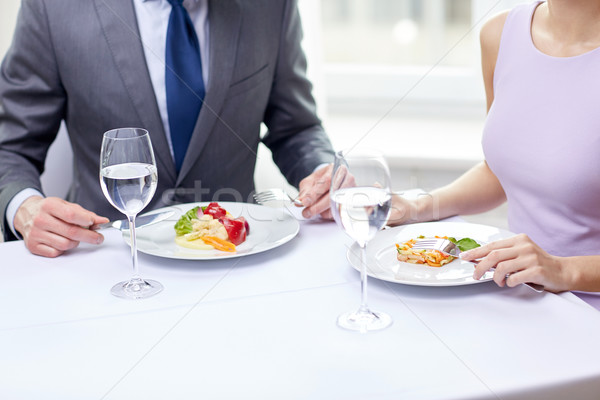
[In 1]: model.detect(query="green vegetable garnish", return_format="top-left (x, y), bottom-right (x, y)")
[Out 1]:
top-left (448, 237), bottom-right (481, 252)
top-left (174, 206), bottom-right (200, 236)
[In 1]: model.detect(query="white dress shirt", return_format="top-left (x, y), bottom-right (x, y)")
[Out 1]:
top-left (7, 0), bottom-right (210, 237)
top-left (133, 0), bottom-right (209, 157)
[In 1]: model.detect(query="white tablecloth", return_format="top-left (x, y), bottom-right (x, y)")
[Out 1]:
top-left (1, 213), bottom-right (600, 399)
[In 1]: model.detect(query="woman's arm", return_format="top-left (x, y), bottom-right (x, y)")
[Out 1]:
top-left (388, 11), bottom-right (510, 226)
top-left (563, 256), bottom-right (600, 292)
top-left (388, 161), bottom-right (506, 225)
top-left (481, 11), bottom-right (509, 112)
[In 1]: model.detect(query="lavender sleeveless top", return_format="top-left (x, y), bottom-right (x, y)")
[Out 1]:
top-left (482, 1), bottom-right (600, 257)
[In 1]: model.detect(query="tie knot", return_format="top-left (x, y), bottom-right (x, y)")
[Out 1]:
top-left (167, 0), bottom-right (184, 7)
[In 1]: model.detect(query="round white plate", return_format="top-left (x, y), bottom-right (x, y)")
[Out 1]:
top-left (123, 202), bottom-right (300, 260)
top-left (346, 221), bottom-right (515, 286)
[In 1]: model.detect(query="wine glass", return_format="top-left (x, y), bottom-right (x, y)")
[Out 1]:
top-left (330, 148), bottom-right (393, 332)
top-left (100, 128), bottom-right (163, 299)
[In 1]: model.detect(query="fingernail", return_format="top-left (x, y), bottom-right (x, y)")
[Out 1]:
top-left (302, 209), bottom-right (312, 219)
top-left (460, 250), bottom-right (472, 259)
top-left (96, 235), bottom-right (104, 245)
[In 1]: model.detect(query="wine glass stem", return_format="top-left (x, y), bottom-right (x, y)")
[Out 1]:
top-left (128, 214), bottom-right (140, 281)
top-left (359, 243), bottom-right (369, 313)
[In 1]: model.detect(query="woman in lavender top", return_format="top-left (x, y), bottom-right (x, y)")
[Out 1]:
top-left (390, 0), bottom-right (600, 293)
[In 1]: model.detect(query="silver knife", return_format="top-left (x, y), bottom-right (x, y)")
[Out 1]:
top-left (93, 210), bottom-right (175, 231)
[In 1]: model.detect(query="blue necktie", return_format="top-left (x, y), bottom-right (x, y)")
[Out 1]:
top-left (165, 0), bottom-right (205, 172)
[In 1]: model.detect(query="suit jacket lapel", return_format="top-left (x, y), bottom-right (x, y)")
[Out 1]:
top-left (176, 0), bottom-right (242, 185)
top-left (94, 0), bottom-right (177, 183)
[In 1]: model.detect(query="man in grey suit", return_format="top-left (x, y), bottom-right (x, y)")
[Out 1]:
top-left (0, 0), bottom-right (335, 257)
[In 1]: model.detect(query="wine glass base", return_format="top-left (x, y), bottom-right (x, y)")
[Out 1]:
top-left (337, 309), bottom-right (392, 333)
top-left (111, 278), bottom-right (163, 299)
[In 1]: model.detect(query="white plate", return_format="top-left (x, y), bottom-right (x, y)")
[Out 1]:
top-left (123, 202), bottom-right (300, 260)
top-left (346, 221), bottom-right (515, 286)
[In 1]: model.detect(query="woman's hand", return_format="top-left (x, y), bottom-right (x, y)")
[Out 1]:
top-left (462, 233), bottom-right (571, 293)
top-left (387, 194), bottom-right (419, 226)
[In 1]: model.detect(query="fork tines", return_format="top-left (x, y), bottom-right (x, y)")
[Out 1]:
top-left (254, 189), bottom-right (302, 206)
top-left (411, 238), bottom-right (448, 249)
top-left (253, 192), bottom-right (276, 202)
top-left (410, 238), bottom-right (459, 257)
top-left (253, 189), bottom-right (288, 205)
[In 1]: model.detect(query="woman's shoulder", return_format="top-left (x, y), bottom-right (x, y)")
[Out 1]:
top-left (480, 1), bottom-right (538, 53)
top-left (480, 11), bottom-right (510, 55)
top-left (480, 10), bottom-right (511, 110)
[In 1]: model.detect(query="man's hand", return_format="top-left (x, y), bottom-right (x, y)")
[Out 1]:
top-left (14, 196), bottom-right (109, 258)
top-left (297, 164), bottom-right (333, 219)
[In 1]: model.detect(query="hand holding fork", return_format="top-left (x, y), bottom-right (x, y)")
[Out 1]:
top-left (412, 237), bottom-right (546, 293)
top-left (254, 164), bottom-right (334, 219)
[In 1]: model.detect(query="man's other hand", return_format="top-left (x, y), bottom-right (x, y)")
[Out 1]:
top-left (297, 164), bottom-right (333, 220)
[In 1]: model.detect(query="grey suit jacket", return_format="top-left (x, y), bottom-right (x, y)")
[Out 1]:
top-left (0, 0), bottom-right (334, 240)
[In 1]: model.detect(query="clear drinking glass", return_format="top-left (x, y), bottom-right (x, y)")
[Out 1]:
top-left (100, 128), bottom-right (163, 299)
top-left (330, 148), bottom-right (393, 332)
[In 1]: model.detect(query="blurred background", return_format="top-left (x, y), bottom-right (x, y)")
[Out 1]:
top-left (0, 0), bottom-right (528, 228)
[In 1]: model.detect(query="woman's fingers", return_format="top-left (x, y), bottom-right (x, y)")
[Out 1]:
top-left (470, 246), bottom-right (521, 280)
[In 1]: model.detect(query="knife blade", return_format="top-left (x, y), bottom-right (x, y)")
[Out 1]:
top-left (93, 210), bottom-right (175, 231)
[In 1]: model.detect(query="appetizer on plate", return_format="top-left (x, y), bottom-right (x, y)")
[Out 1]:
top-left (174, 202), bottom-right (249, 252)
top-left (395, 235), bottom-right (480, 267)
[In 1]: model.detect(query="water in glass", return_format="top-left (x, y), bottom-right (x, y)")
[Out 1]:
top-left (100, 162), bottom-right (157, 216)
top-left (100, 128), bottom-right (163, 299)
top-left (330, 148), bottom-right (393, 332)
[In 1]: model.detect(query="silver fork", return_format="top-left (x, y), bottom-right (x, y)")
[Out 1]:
top-left (411, 238), bottom-right (461, 256)
top-left (253, 188), bottom-right (303, 206)
top-left (411, 238), bottom-right (545, 293)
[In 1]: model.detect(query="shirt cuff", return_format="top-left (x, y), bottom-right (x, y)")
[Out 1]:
top-left (313, 163), bottom-right (330, 173)
top-left (6, 188), bottom-right (44, 239)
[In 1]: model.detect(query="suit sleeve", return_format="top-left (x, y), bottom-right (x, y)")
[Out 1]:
top-left (0, 0), bottom-right (65, 240)
top-left (261, 0), bottom-right (334, 188)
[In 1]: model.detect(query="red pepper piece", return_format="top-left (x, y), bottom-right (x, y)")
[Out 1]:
top-left (203, 202), bottom-right (227, 219)
top-left (220, 217), bottom-right (247, 245)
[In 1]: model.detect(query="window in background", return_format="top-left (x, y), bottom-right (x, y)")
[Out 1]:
top-left (322, 0), bottom-right (475, 68)
top-left (316, 0), bottom-right (524, 228)
top-left (320, 0), bottom-right (527, 106)
top-left (318, 0), bottom-right (528, 167)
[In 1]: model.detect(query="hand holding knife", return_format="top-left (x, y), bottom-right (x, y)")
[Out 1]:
top-left (92, 210), bottom-right (174, 231)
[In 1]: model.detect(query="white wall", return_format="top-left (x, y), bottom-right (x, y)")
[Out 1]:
top-left (0, 2), bottom-right (19, 57)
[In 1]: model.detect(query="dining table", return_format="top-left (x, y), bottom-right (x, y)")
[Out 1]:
top-left (1, 203), bottom-right (600, 400)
